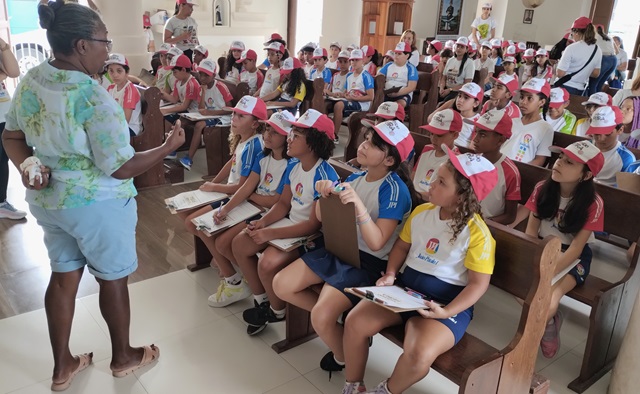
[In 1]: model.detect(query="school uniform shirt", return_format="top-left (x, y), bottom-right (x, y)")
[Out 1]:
top-left (595, 141), bottom-right (636, 186)
top-left (545, 110), bottom-right (577, 134)
top-left (164, 16), bottom-right (199, 51)
top-left (303, 63), bottom-right (314, 79)
top-left (557, 41), bottom-right (603, 91)
top-left (228, 134), bottom-right (263, 185)
top-left (481, 155), bottom-right (521, 218)
top-left (444, 57), bottom-right (476, 88)
top-left (378, 62), bottom-right (419, 100)
top-left (225, 67), bottom-right (240, 85)
top-left (471, 16), bottom-right (496, 41)
top-left (412, 146), bottom-right (450, 193)
top-left (573, 118), bottom-right (590, 137)
top-left (251, 153), bottom-right (294, 197)
top-left (474, 57), bottom-right (495, 74)
top-left (309, 67), bottom-right (332, 85)
top-left (155, 66), bottom-right (172, 91)
top-left (521, 64), bottom-right (535, 83)
top-left (345, 171), bottom-right (412, 259)
top-left (5, 61), bottom-right (136, 209)
top-left (202, 80), bottom-right (233, 125)
top-left (344, 70), bottom-right (375, 111)
top-left (409, 50), bottom-right (420, 67)
top-left (240, 69), bottom-right (264, 95)
top-left (455, 113), bottom-right (481, 148)
top-left (330, 72), bottom-right (348, 94)
top-left (278, 81), bottom-right (306, 102)
top-left (172, 75), bottom-right (201, 112)
top-left (534, 65), bottom-right (554, 83)
top-left (259, 67), bottom-right (281, 98)
top-left (481, 100), bottom-right (522, 119)
top-left (326, 59), bottom-right (338, 70)
top-left (500, 118), bottom-right (554, 163)
top-left (525, 181), bottom-right (604, 245)
top-left (364, 62), bottom-right (378, 77)
top-left (285, 158), bottom-right (339, 224)
top-left (399, 203), bottom-right (496, 286)
top-left (107, 81), bottom-right (142, 135)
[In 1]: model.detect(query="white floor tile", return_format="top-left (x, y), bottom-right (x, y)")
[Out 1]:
top-left (264, 376), bottom-right (322, 394)
top-left (542, 351), bottom-right (611, 394)
top-left (279, 337), bottom-right (328, 375)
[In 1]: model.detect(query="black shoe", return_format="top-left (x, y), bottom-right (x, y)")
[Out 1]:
top-left (246, 323), bottom-right (267, 336)
top-left (320, 351), bottom-right (345, 380)
top-left (242, 301), bottom-right (284, 327)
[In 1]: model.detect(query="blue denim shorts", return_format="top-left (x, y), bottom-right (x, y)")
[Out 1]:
top-left (29, 198), bottom-right (138, 280)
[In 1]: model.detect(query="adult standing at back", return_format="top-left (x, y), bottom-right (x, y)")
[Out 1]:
top-left (2, 1), bottom-right (185, 390)
top-left (556, 17), bottom-right (602, 96)
top-left (470, 3), bottom-right (496, 49)
top-left (587, 25), bottom-right (617, 96)
top-left (164, 0), bottom-right (199, 61)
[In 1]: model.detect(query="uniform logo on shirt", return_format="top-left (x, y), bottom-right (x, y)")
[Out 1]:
top-left (515, 133), bottom-right (533, 162)
top-left (230, 156), bottom-right (237, 173)
top-left (425, 238), bottom-right (440, 254)
top-left (419, 169), bottom-right (435, 188)
top-left (207, 97), bottom-right (214, 106)
top-left (391, 72), bottom-right (399, 79)
top-left (292, 183), bottom-right (305, 205)
top-left (264, 173), bottom-right (273, 186)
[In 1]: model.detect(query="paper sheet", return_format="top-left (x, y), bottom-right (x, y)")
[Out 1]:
top-left (191, 201), bottom-right (263, 236)
top-left (165, 190), bottom-right (228, 213)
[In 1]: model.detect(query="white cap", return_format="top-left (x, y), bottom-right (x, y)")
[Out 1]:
top-left (480, 40), bottom-right (492, 49)
top-left (338, 50), bottom-right (350, 59)
top-left (167, 47), bottom-right (183, 57)
top-left (457, 82), bottom-right (484, 101)
top-left (349, 49), bottom-right (364, 60)
top-left (157, 43), bottom-right (172, 54)
top-left (264, 42), bottom-right (285, 54)
top-left (523, 48), bottom-right (535, 58)
top-left (230, 41), bottom-right (245, 51)
top-left (262, 111), bottom-right (295, 136)
top-left (482, 2), bottom-right (492, 9)
top-left (329, 41), bottom-right (342, 49)
top-left (582, 92), bottom-right (612, 106)
top-left (105, 53), bottom-right (128, 67)
top-left (455, 37), bottom-right (469, 47)
top-left (444, 40), bottom-right (455, 49)
top-left (505, 45), bottom-right (516, 56)
top-left (197, 58), bottom-right (218, 76)
top-left (194, 45), bottom-right (208, 57)
top-left (490, 38), bottom-right (502, 48)
top-left (535, 48), bottom-right (548, 57)
top-left (503, 56), bottom-right (516, 63)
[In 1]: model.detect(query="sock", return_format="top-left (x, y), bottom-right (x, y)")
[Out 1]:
top-left (333, 354), bottom-right (345, 366)
top-left (271, 307), bottom-right (286, 318)
top-left (225, 272), bottom-right (243, 286)
top-left (254, 293), bottom-right (268, 305)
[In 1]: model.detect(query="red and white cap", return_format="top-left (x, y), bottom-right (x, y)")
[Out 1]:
top-left (143, 14), bottom-right (151, 28)
top-left (394, 42), bottom-right (412, 53)
top-left (157, 43), bottom-right (172, 54)
top-left (428, 39), bottom-right (443, 52)
top-left (491, 73), bottom-right (519, 94)
top-left (535, 48), bottom-right (548, 57)
top-left (263, 33), bottom-right (283, 45)
top-left (490, 38), bottom-right (502, 48)
top-left (230, 41), bottom-right (245, 51)
top-left (517, 42), bottom-right (527, 53)
top-left (502, 56), bottom-right (516, 64)
top-left (349, 49), bottom-right (364, 60)
top-left (300, 42), bottom-right (317, 52)
top-left (505, 45), bottom-right (516, 56)
top-left (312, 47), bottom-right (328, 59)
top-left (519, 77), bottom-right (551, 97)
top-left (261, 111), bottom-right (295, 136)
top-left (383, 50), bottom-right (395, 59)
top-left (464, 109), bottom-right (513, 138)
top-left (169, 54), bottom-right (192, 69)
top-left (329, 41), bottom-right (342, 49)
top-left (338, 50), bottom-right (350, 59)
top-left (550, 141), bottom-right (604, 176)
top-left (444, 146), bottom-right (498, 201)
top-left (105, 53), bottom-right (128, 67)
top-left (372, 120), bottom-right (415, 162)
top-left (177, 0), bottom-right (197, 5)
top-left (420, 109), bottom-right (463, 135)
top-left (586, 106), bottom-right (624, 135)
top-left (549, 87), bottom-right (570, 108)
top-left (455, 37), bottom-right (470, 47)
top-left (523, 48), bottom-right (535, 59)
top-left (361, 45), bottom-right (376, 57)
top-left (432, 54), bottom-right (442, 64)
top-left (346, 43), bottom-right (359, 51)
top-left (480, 40), bottom-right (492, 49)
top-left (223, 95), bottom-right (268, 121)
top-left (236, 49), bottom-right (257, 63)
top-left (582, 92), bottom-right (612, 106)
top-left (264, 41), bottom-right (285, 54)
top-left (197, 58), bottom-right (218, 76)
top-left (456, 82), bottom-right (484, 101)
top-left (194, 45), bottom-right (208, 57)
top-left (503, 40), bottom-right (514, 49)
top-left (290, 109), bottom-right (335, 140)
top-left (279, 57), bottom-right (303, 75)
top-left (572, 16), bottom-right (592, 30)
top-left (167, 47), bottom-right (184, 58)
top-left (445, 40), bottom-right (456, 49)
top-left (367, 101), bottom-right (406, 121)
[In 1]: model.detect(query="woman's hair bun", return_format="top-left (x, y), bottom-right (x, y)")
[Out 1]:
top-left (38, 0), bottom-right (65, 30)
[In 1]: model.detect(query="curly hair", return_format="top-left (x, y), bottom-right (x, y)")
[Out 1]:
top-left (443, 161), bottom-right (483, 243)
top-left (303, 127), bottom-right (334, 160)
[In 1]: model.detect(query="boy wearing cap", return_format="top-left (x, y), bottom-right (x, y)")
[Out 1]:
top-left (587, 106), bottom-right (636, 186)
top-left (440, 37), bottom-right (475, 102)
top-left (469, 109), bottom-right (521, 224)
top-left (474, 41), bottom-right (495, 86)
top-left (425, 40), bottom-right (442, 65)
top-left (378, 42), bottom-right (418, 108)
top-left (572, 92), bottom-right (611, 136)
top-left (324, 51), bottom-right (350, 114)
top-left (161, 54), bottom-right (201, 120)
top-left (326, 42), bottom-right (342, 70)
top-left (258, 42), bottom-right (285, 99)
top-left (238, 50), bottom-right (264, 96)
top-left (482, 73), bottom-right (522, 119)
top-left (163, 47), bottom-right (184, 95)
top-left (192, 44), bottom-right (208, 66)
top-left (309, 48), bottom-right (332, 88)
top-left (300, 42), bottom-right (317, 79)
top-left (259, 33), bottom-right (287, 70)
top-left (546, 87), bottom-right (577, 134)
top-left (501, 56), bottom-right (518, 80)
top-left (470, 3), bottom-right (496, 48)
top-left (105, 54), bottom-right (142, 137)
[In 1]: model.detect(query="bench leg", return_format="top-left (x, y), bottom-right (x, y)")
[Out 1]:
top-left (460, 355), bottom-right (502, 394)
top-left (271, 303), bottom-right (317, 353)
top-left (187, 235), bottom-right (212, 272)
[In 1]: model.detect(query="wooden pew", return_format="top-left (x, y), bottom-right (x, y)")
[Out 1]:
top-left (299, 78), bottom-right (326, 115)
top-left (493, 65), bottom-right (505, 78)
top-left (417, 62), bottom-right (434, 73)
top-left (408, 70), bottom-right (440, 134)
top-left (514, 160), bottom-right (640, 393)
top-left (567, 94), bottom-right (589, 120)
top-left (131, 86), bottom-right (165, 189)
top-left (473, 68), bottom-right (488, 86)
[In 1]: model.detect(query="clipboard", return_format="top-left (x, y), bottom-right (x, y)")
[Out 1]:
top-left (383, 86), bottom-right (401, 95)
top-left (345, 286), bottom-right (433, 313)
top-left (266, 218), bottom-right (321, 252)
top-left (319, 194), bottom-right (360, 268)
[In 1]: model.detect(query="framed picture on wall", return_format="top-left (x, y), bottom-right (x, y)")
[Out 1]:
top-left (523, 9), bottom-right (534, 24)
top-left (436, 0), bottom-right (464, 38)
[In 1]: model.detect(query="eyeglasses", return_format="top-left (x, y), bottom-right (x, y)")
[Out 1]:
top-left (86, 38), bottom-right (113, 52)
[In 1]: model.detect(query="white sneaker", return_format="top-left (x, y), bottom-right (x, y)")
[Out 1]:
top-left (342, 382), bottom-right (366, 394)
top-left (0, 201), bottom-right (27, 220)
top-left (208, 279), bottom-right (251, 307)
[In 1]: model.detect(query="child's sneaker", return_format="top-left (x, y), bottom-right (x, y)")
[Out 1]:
top-left (208, 280), bottom-right (251, 307)
top-left (179, 156), bottom-right (193, 171)
top-left (365, 379), bottom-right (391, 394)
top-left (320, 351), bottom-right (345, 379)
top-left (0, 201), bottom-right (27, 220)
top-left (164, 151), bottom-right (177, 160)
top-left (342, 381), bottom-right (366, 394)
top-left (540, 309), bottom-right (564, 358)
top-left (243, 301), bottom-right (285, 335)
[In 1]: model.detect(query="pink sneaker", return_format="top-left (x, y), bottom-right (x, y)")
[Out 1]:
top-left (540, 310), bottom-right (563, 358)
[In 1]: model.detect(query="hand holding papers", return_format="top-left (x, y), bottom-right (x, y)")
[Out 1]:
top-left (345, 286), bottom-right (440, 313)
top-left (165, 190), bottom-right (228, 213)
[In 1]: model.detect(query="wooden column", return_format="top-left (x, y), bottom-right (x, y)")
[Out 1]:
top-left (287, 0), bottom-right (297, 55)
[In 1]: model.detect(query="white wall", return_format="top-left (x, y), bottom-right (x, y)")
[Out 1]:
top-left (320, 0), bottom-right (362, 51)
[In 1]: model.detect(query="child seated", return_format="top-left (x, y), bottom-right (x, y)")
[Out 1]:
top-left (521, 48), bottom-right (536, 83)
top-left (262, 57), bottom-right (306, 116)
top-left (258, 42), bottom-right (285, 99)
top-left (501, 56), bottom-right (518, 79)
top-left (326, 41), bottom-right (341, 70)
top-left (586, 106), bottom-right (636, 186)
top-left (546, 87), bottom-right (577, 134)
top-left (300, 42), bottom-right (316, 79)
top-left (154, 43), bottom-right (173, 91)
top-left (324, 50), bottom-right (350, 112)
top-left (163, 47), bottom-right (184, 95)
top-left (482, 74), bottom-right (521, 119)
top-left (573, 92), bottom-right (612, 137)
top-left (469, 109), bottom-right (521, 224)
top-left (351, 102), bottom-right (407, 169)
top-left (238, 49), bottom-right (264, 96)
top-left (105, 54), bottom-right (142, 137)
top-left (361, 45), bottom-right (379, 76)
top-left (225, 41), bottom-right (245, 84)
top-left (531, 48), bottom-right (554, 83)
top-left (192, 44), bottom-right (208, 66)
top-left (430, 82), bottom-right (483, 149)
top-left (160, 54), bottom-right (201, 125)
top-left (309, 47), bottom-right (332, 89)
top-left (378, 42), bottom-right (419, 108)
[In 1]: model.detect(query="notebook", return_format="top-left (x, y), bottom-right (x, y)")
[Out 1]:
top-left (165, 190), bottom-right (228, 213)
top-left (345, 286), bottom-right (434, 313)
top-left (180, 112), bottom-right (224, 122)
top-left (267, 218), bottom-right (321, 252)
top-left (191, 201), bottom-right (263, 236)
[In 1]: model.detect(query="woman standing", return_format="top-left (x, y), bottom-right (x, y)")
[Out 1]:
top-left (2, 1), bottom-right (185, 390)
top-left (556, 17), bottom-right (602, 96)
top-left (164, 0), bottom-right (199, 61)
top-left (470, 3), bottom-right (496, 49)
top-left (587, 25), bottom-right (617, 96)
top-left (610, 36), bottom-right (628, 89)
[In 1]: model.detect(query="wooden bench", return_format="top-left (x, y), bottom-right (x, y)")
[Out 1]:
top-left (567, 94), bottom-right (589, 120)
top-left (473, 68), bottom-right (488, 86)
top-left (514, 160), bottom-right (640, 393)
top-left (131, 86), bottom-right (165, 189)
top-left (408, 70), bottom-right (440, 134)
top-left (299, 78), bottom-right (326, 115)
top-left (272, 214), bottom-right (557, 394)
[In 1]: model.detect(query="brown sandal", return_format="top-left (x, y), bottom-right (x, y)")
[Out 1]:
top-left (111, 344), bottom-right (160, 378)
top-left (50, 352), bottom-right (93, 392)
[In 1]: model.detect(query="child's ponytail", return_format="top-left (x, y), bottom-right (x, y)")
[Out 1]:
top-left (445, 161), bottom-right (482, 243)
top-left (538, 92), bottom-right (550, 121)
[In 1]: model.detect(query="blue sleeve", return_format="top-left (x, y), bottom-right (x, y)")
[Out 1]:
top-left (628, 160), bottom-right (640, 173)
top-left (239, 138), bottom-right (262, 178)
top-left (251, 152), bottom-right (265, 175)
top-left (313, 161), bottom-right (340, 199)
top-left (345, 172), bottom-right (365, 183)
top-left (495, 57), bottom-right (502, 66)
top-left (363, 71), bottom-right (375, 90)
top-left (323, 69), bottom-right (332, 84)
top-left (344, 73), bottom-right (352, 90)
top-left (261, 58), bottom-right (270, 67)
top-left (277, 159), bottom-right (298, 194)
top-left (379, 63), bottom-right (390, 76)
top-left (407, 64), bottom-right (419, 81)
top-left (378, 174), bottom-right (412, 221)
top-left (620, 147), bottom-right (636, 172)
